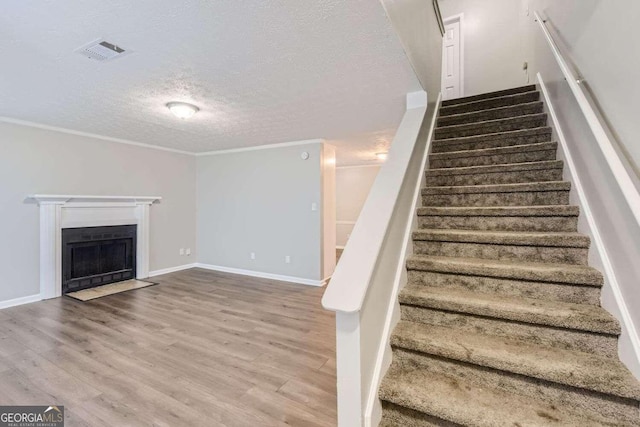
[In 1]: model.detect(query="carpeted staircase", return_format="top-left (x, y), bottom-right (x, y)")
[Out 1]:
top-left (378, 85), bottom-right (640, 426)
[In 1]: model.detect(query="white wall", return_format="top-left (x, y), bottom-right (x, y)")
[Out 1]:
top-left (336, 165), bottom-right (381, 247)
top-left (379, 0), bottom-right (443, 96)
top-left (0, 121), bottom-right (197, 303)
top-left (523, 0), bottom-right (640, 175)
top-left (439, 0), bottom-right (526, 96)
top-left (197, 141), bottom-right (332, 282)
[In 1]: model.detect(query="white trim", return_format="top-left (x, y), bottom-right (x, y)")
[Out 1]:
top-left (336, 245), bottom-right (346, 250)
top-left (0, 117), bottom-right (194, 156)
top-left (149, 263), bottom-right (197, 277)
top-left (194, 263), bottom-right (328, 286)
top-left (363, 93), bottom-right (441, 427)
top-left (336, 220), bottom-right (356, 226)
top-left (336, 164), bottom-right (382, 170)
top-left (406, 90), bottom-right (428, 109)
top-left (0, 294), bottom-right (42, 310)
top-left (442, 13), bottom-right (465, 98)
top-left (194, 139), bottom-right (324, 157)
top-left (537, 73), bottom-right (640, 372)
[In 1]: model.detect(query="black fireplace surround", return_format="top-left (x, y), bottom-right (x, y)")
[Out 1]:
top-left (62, 225), bottom-right (137, 293)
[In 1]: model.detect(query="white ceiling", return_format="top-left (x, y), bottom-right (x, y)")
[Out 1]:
top-left (0, 1), bottom-right (420, 165)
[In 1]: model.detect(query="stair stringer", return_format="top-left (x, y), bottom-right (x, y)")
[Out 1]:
top-left (537, 72), bottom-right (640, 379)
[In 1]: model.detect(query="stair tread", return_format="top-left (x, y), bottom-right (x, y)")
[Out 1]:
top-left (391, 320), bottom-right (640, 400)
top-left (412, 229), bottom-right (590, 247)
top-left (435, 113), bottom-right (547, 135)
top-left (437, 101), bottom-right (544, 125)
top-left (433, 126), bottom-right (551, 148)
top-left (426, 160), bottom-right (563, 176)
top-left (417, 205), bottom-right (580, 217)
top-left (422, 181), bottom-right (571, 195)
top-left (399, 285), bottom-right (619, 334)
top-left (439, 90), bottom-right (540, 116)
top-left (441, 85), bottom-right (537, 107)
top-left (406, 254), bottom-right (603, 286)
top-left (430, 141), bottom-right (557, 160)
top-left (379, 360), bottom-right (622, 427)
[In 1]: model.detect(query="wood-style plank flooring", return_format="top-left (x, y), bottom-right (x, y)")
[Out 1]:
top-left (0, 268), bottom-right (336, 426)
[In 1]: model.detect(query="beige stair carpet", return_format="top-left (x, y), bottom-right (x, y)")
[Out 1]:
top-left (378, 85), bottom-right (640, 426)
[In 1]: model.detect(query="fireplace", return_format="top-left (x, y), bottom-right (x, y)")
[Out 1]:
top-left (62, 225), bottom-right (137, 293)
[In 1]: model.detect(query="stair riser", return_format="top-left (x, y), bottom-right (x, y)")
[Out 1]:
top-left (442, 85), bottom-right (537, 107)
top-left (439, 91), bottom-right (540, 116)
top-left (432, 130), bottom-right (551, 154)
top-left (401, 304), bottom-right (614, 358)
top-left (422, 191), bottom-right (570, 207)
top-left (435, 116), bottom-right (547, 140)
top-left (381, 402), bottom-right (458, 427)
top-left (392, 349), bottom-right (638, 426)
top-left (412, 240), bottom-right (588, 265)
top-left (406, 270), bottom-right (600, 305)
top-left (418, 215), bottom-right (578, 232)
top-left (437, 103), bottom-right (544, 127)
top-left (425, 168), bottom-right (563, 186)
top-left (429, 149), bottom-right (556, 168)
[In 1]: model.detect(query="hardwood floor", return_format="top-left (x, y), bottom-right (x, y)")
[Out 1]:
top-left (0, 268), bottom-right (336, 426)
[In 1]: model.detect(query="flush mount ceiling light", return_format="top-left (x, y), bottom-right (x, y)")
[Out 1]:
top-left (166, 102), bottom-right (199, 119)
top-left (376, 152), bottom-right (388, 160)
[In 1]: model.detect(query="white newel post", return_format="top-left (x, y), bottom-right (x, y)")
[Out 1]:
top-left (30, 195), bottom-right (161, 300)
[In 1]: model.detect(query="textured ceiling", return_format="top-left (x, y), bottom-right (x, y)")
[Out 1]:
top-left (0, 1), bottom-right (420, 165)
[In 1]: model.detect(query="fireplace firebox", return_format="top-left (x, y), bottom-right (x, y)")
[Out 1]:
top-left (62, 225), bottom-right (137, 293)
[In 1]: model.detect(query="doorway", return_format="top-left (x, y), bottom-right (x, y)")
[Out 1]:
top-left (441, 14), bottom-right (464, 100)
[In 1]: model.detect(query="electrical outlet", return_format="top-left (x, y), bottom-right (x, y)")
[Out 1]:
top-left (250, 252), bottom-right (256, 260)
top-left (285, 255), bottom-right (291, 264)
top-left (186, 248), bottom-right (191, 256)
top-left (179, 248), bottom-right (185, 256)
top-left (311, 202), bottom-right (317, 211)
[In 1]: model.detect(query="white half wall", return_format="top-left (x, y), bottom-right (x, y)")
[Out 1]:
top-left (336, 165), bottom-right (381, 247)
top-left (0, 121), bottom-right (197, 303)
top-left (196, 141), bottom-right (329, 282)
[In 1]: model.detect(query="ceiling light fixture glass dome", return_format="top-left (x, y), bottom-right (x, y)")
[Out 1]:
top-left (166, 102), bottom-right (199, 119)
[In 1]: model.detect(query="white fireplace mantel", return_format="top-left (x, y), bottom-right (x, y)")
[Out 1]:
top-left (28, 194), bottom-right (161, 300)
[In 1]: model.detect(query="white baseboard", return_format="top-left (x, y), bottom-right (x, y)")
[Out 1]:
top-left (0, 294), bottom-right (42, 310)
top-left (148, 263), bottom-right (197, 277)
top-left (538, 73), bottom-right (640, 375)
top-left (194, 263), bottom-right (327, 286)
top-left (336, 246), bottom-right (345, 250)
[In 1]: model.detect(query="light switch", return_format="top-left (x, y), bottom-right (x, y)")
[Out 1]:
top-left (311, 202), bottom-right (317, 211)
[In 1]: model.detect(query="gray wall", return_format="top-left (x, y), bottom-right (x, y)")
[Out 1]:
top-left (336, 165), bottom-right (380, 247)
top-left (0, 121), bottom-right (197, 302)
top-left (439, 0), bottom-right (526, 96)
top-left (197, 142), bottom-right (326, 281)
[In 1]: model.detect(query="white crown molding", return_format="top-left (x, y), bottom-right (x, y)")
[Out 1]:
top-left (0, 117), bottom-right (195, 156)
top-left (149, 263), bottom-right (197, 277)
top-left (194, 263), bottom-right (327, 286)
top-left (194, 139), bottom-right (324, 156)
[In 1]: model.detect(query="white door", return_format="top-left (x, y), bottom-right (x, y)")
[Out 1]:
top-left (441, 15), bottom-right (463, 100)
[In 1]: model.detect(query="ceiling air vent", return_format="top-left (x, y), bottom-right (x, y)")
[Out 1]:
top-left (74, 39), bottom-right (131, 62)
